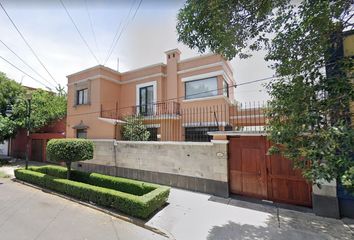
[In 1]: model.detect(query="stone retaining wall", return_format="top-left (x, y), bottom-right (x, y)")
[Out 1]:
top-left (73, 140), bottom-right (229, 197)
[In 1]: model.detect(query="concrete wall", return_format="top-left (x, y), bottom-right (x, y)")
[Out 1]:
top-left (74, 139), bottom-right (229, 197)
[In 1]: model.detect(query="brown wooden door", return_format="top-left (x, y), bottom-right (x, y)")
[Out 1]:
top-left (228, 136), bottom-right (312, 207)
top-left (229, 136), bottom-right (268, 198)
top-left (265, 141), bottom-right (312, 207)
top-left (31, 139), bottom-right (43, 162)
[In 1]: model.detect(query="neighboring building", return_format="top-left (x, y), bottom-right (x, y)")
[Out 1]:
top-left (343, 30), bottom-right (354, 125)
top-left (66, 49), bottom-right (237, 141)
top-left (10, 118), bottom-right (66, 162)
top-left (0, 140), bottom-right (9, 156)
top-left (339, 30), bottom-right (354, 219)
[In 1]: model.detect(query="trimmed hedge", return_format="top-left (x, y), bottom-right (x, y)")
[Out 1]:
top-left (15, 167), bottom-right (170, 219)
top-left (28, 166), bottom-right (156, 196)
top-left (46, 139), bottom-right (94, 163)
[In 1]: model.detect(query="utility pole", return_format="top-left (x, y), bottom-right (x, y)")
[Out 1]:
top-left (25, 96), bottom-right (31, 170)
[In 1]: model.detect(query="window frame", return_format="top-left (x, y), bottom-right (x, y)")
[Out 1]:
top-left (223, 80), bottom-right (229, 98)
top-left (184, 77), bottom-right (218, 100)
top-left (184, 126), bottom-right (219, 142)
top-left (136, 81), bottom-right (157, 115)
top-left (76, 88), bottom-right (88, 105)
top-left (139, 85), bottom-right (154, 116)
top-left (76, 129), bottom-right (87, 139)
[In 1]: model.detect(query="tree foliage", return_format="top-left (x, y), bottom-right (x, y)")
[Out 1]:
top-left (121, 116), bottom-right (150, 141)
top-left (0, 72), bottom-right (25, 142)
top-left (47, 138), bottom-right (94, 179)
top-left (0, 72), bottom-right (67, 142)
top-left (29, 89), bottom-right (67, 130)
top-left (177, 0), bottom-right (354, 187)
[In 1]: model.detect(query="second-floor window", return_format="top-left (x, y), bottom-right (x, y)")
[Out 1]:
top-left (77, 88), bottom-right (88, 105)
top-left (223, 80), bottom-right (229, 97)
top-left (185, 77), bottom-right (218, 100)
top-left (139, 85), bottom-right (154, 115)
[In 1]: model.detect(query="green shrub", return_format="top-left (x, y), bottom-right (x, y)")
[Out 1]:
top-left (47, 139), bottom-right (94, 179)
top-left (15, 168), bottom-right (170, 219)
top-left (121, 116), bottom-right (150, 141)
top-left (29, 165), bottom-right (156, 196)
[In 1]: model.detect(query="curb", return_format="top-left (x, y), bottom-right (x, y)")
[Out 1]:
top-left (12, 178), bottom-right (175, 240)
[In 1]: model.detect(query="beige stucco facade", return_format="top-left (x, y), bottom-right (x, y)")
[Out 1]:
top-left (66, 49), bottom-right (236, 140)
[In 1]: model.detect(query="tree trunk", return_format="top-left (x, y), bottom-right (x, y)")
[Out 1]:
top-left (66, 161), bottom-right (71, 179)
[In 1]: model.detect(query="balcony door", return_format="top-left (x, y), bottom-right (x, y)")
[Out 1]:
top-left (139, 85), bottom-right (154, 116)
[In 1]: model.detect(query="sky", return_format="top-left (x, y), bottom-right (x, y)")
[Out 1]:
top-left (0, 0), bottom-right (274, 102)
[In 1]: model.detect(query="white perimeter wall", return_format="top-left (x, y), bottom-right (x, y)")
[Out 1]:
top-left (85, 140), bottom-right (228, 182)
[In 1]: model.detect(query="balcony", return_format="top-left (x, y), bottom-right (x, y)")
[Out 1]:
top-left (100, 101), bottom-right (181, 119)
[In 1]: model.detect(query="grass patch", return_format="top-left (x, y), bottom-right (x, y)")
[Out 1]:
top-left (15, 165), bottom-right (170, 219)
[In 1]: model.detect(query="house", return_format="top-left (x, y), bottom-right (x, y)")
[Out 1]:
top-left (66, 49), bottom-right (237, 141)
top-left (8, 86), bottom-right (66, 162)
top-left (343, 30), bottom-right (354, 125)
top-left (10, 118), bottom-right (66, 162)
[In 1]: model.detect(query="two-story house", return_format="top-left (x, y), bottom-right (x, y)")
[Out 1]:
top-left (66, 49), bottom-right (236, 141)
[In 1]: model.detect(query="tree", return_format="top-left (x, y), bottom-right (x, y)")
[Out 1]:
top-left (29, 89), bottom-right (67, 130)
top-left (0, 72), bottom-right (67, 142)
top-left (121, 116), bottom-right (150, 141)
top-left (46, 139), bottom-right (94, 179)
top-left (0, 72), bottom-right (25, 142)
top-left (177, 1), bottom-right (354, 187)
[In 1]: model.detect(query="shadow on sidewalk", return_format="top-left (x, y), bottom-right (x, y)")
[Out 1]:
top-left (208, 194), bottom-right (312, 214)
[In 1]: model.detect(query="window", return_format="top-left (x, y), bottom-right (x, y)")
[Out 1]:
top-left (185, 127), bottom-right (219, 142)
top-left (185, 77), bottom-right (218, 100)
top-left (223, 80), bottom-right (229, 97)
top-left (139, 85), bottom-right (154, 116)
top-left (76, 88), bottom-right (88, 105)
top-left (147, 127), bottom-right (158, 141)
top-left (76, 129), bottom-right (87, 139)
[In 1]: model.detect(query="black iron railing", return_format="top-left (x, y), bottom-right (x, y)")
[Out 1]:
top-left (100, 101), bottom-right (268, 142)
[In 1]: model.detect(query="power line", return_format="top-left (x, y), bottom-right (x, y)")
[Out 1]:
top-left (103, 0), bottom-right (136, 65)
top-left (85, 0), bottom-right (100, 62)
top-left (0, 55), bottom-right (52, 90)
top-left (0, 1), bottom-right (59, 86)
top-left (0, 39), bottom-right (56, 89)
top-left (104, 0), bottom-right (143, 65)
top-left (59, 0), bottom-right (100, 64)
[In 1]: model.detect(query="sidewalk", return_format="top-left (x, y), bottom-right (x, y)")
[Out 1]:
top-left (2, 162), bottom-right (352, 240)
top-left (0, 159), bottom-right (48, 177)
top-left (0, 178), bottom-right (166, 240)
top-left (147, 188), bottom-right (353, 240)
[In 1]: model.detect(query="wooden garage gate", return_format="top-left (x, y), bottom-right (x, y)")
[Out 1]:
top-left (229, 136), bottom-right (312, 207)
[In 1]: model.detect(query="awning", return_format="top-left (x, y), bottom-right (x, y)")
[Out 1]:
top-left (72, 121), bottom-right (89, 130)
top-left (98, 117), bottom-right (126, 125)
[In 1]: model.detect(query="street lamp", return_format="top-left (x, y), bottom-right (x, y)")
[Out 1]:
top-left (25, 93), bottom-right (32, 170)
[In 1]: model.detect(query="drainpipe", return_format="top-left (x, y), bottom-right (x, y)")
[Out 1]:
top-left (113, 122), bottom-right (118, 176)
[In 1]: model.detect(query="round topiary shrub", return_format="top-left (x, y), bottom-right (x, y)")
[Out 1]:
top-left (47, 138), bottom-right (94, 179)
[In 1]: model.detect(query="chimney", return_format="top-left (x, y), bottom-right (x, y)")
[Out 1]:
top-left (165, 49), bottom-right (181, 101)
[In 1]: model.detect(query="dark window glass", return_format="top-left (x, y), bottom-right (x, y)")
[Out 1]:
top-left (184, 127), bottom-right (219, 142)
top-left (76, 88), bottom-right (88, 105)
top-left (223, 80), bottom-right (229, 97)
top-left (147, 127), bottom-right (158, 141)
top-left (76, 129), bottom-right (87, 139)
top-left (185, 77), bottom-right (218, 100)
top-left (139, 85), bottom-right (154, 115)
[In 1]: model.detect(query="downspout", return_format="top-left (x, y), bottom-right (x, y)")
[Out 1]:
top-left (113, 122), bottom-right (118, 176)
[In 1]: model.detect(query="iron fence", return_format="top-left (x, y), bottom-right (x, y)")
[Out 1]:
top-left (100, 101), bottom-right (269, 142)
